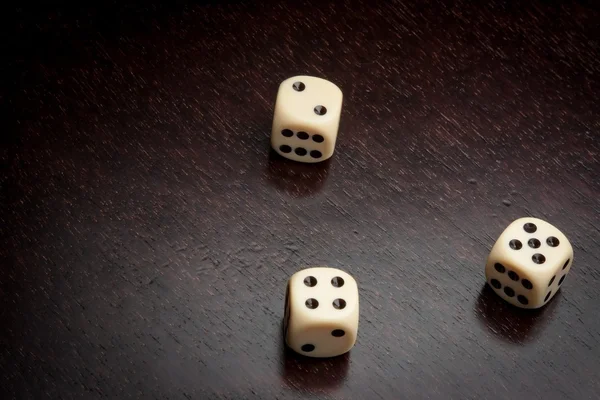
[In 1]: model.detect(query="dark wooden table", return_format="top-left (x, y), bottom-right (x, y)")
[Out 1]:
top-left (2, 1), bottom-right (599, 399)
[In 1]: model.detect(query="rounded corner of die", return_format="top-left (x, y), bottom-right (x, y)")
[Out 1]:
top-left (505, 216), bottom-right (528, 227)
top-left (529, 302), bottom-right (546, 311)
top-left (278, 75), bottom-right (297, 86)
top-left (333, 82), bottom-right (344, 98)
top-left (287, 269), bottom-right (301, 282)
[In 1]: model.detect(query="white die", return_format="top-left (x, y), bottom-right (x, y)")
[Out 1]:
top-left (485, 217), bottom-right (574, 309)
top-left (271, 76), bottom-right (343, 163)
top-left (284, 267), bottom-right (359, 358)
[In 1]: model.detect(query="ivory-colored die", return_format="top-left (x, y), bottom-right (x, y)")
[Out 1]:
top-left (485, 217), bottom-right (574, 309)
top-left (283, 267), bottom-right (359, 358)
top-left (271, 76), bottom-right (343, 163)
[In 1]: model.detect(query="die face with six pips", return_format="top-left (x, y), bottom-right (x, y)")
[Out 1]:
top-left (284, 267), bottom-right (359, 358)
top-left (271, 76), bottom-right (343, 163)
top-left (485, 217), bottom-right (573, 309)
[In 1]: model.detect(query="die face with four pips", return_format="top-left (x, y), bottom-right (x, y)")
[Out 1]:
top-left (485, 217), bottom-right (574, 309)
top-left (284, 267), bottom-right (359, 358)
top-left (271, 76), bottom-right (343, 163)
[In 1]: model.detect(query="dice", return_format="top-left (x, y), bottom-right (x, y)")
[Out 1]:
top-left (485, 217), bottom-right (574, 309)
top-left (271, 76), bottom-right (343, 163)
top-left (283, 267), bottom-right (359, 358)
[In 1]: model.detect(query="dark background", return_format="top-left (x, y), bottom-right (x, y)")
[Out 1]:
top-left (2, 1), bottom-right (599, 399)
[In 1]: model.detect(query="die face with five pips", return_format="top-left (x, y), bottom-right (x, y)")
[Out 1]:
top-left (485, 217), bottom-right (574, 309)
top-left (284, 267), bottom-right (359, 358)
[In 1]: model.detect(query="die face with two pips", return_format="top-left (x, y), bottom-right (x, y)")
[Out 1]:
top-left (271, 76), bottom-right (343, 163)
top-left (485, 217), bottom-right (574, 309)
top-left (284, 267), bottom-right (359, 358)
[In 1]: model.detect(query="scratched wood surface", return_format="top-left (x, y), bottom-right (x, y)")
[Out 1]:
top-left (2, 1), bottom-right (599, 399)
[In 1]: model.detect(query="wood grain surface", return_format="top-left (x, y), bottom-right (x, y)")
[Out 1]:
top-left (2, 1), bottom-right (599, 399)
